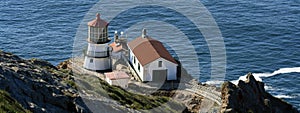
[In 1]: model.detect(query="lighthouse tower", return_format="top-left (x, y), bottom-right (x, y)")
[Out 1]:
top-left (83, 13), bottom-right (111, 71)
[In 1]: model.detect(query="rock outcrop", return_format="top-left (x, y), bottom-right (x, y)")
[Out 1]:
top-left (0, 51), bottom-right (90, 112)
top-left (221, 73), bottom-right (299, 113)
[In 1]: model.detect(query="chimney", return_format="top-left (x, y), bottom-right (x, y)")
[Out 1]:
top-left (114, 31), bottom-right (118, 42)
top-left (142, 28), bottom-right (147, 38)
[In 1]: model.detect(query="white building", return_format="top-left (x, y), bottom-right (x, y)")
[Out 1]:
top-left (127, 29), bottom-right (178, 82)
top-left (83, 13), bottom-right (111, 71)
top-left (109, 31), bottom-right (127, 66)
top-left (105, 71), bottom-right (130, 88)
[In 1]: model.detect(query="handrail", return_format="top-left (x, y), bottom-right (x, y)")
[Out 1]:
top-left (185, 84), bottom-right (222, 105)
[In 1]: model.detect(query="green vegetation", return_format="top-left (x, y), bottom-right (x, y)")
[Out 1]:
top-left (75, 73), bottom-right (184, 112)
top-left (0, 90), bottom-right (31, 113)
top-left (35, 60), bottom-right (76, 89)
top-left (66, 80), bottom-right (77, 88)
top-left (98, 79), bottom-right (169, 110)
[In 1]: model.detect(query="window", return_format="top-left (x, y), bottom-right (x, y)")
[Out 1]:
top-left (138, 63), bottom-right (140, 71)
top-left (133, 56), bottom-right (136, 64)
top-left (129, 52), bottom-right (131, 59)
top-left (158, 61), bottom-right (162, 67)
top-left (90, 59), bottom-right (93, 63)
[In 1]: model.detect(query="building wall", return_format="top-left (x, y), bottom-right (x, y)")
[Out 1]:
top-left (111, 51), bottom-right (122, 67)
top-left (111, 78), bottom-right (130, 88)
top-left (129, 47), bottom-right (177, 81)
top-left (83, 56), bottom-right (111, 70)
top-left (144, 58), bottom-right (177, 81)
top-left (84, 43), bottom-right (111, 70)
top-left (87, 43), bottom-right (108, 53)
top-left (128, 48), bottom-right (144, 81)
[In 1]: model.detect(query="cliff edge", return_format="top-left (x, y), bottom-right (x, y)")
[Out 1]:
top-left (221, 73), bottom-right (299, 113)
top-left (0, 50), bottom-right (89, 112)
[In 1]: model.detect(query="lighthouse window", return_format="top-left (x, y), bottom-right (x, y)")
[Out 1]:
top-left (90, 59), bottom-right (93, 63)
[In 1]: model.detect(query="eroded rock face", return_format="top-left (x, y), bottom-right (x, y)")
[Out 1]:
top-left (0, 51), bottom-right (90, 113)
top-left (221, 73), bottom-right (299, 113)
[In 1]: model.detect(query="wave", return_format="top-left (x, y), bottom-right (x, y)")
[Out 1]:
top-left (274, 95), bottom-right (294, 99)
top-left (203, 67), bottom-right (300, 87)
top-left (203, 80), bottom-right (224, 85)
top-left (232, 67), bottom-right (300, 85)
top-left (264, 85), bottom-right (274, 91)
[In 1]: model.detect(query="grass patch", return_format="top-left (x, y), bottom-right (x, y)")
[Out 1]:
top-left (0, 90), bottom-right (31, 113)
top-left (65, 80), bottom-right (77, 88)
top-left (98, 79), bottom-right (170, 110)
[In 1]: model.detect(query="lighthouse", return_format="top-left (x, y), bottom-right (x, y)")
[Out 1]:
top-left (83, 13), bottom-right (111, 71)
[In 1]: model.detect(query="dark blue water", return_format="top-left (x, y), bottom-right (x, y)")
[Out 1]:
top-left (0, 0), bottom-right (299, 110)
top-left (0, 0), bottom-right (98, 64)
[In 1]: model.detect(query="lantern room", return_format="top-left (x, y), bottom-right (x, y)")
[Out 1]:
top-left (87, 13), bottom-right (109, 44)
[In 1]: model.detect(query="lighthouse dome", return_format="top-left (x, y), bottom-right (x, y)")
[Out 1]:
top-left (88, 13), bottom-right (108, 27)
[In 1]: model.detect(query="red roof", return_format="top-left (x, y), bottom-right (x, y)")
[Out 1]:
top-left (128, 37), bottom-right (177, 66)
top-left (105, 71), bottom-right (130, 80)
top-left (109, 42), bottom-right (124, 52)
top-left (88, 13), bottom-right (108, 27)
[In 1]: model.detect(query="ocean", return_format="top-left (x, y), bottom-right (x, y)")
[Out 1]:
top-left (0, 0), bottom-right (299, 110)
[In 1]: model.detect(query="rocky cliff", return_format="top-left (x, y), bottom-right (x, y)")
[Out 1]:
top-left (221, 73), bottom-right (299, 113)
top-left (1, 50), bottom-right (298, 113)
top-left (0, 50), bottom-right (90, 112)
top-left (0, 50), bottom-right (203, 113)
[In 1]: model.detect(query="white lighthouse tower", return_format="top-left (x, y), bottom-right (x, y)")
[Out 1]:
top-left (83, 13), bottom-right (111, 71)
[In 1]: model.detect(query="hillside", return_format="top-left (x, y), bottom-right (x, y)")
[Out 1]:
top-left (1, 50), bottom-right (297, 113)
top-left (0, 50), bottom-right (206, 112)
top-left (0, 90), bottom-right (31, 113)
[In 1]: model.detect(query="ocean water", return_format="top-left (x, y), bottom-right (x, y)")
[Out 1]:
top-left (0, 0), bottom-right (299, 110)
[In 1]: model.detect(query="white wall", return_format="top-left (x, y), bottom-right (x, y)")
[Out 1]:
top-left (83, 56), bottom-right (111, 70)
top-left (86, 43), bottom-right (110, 58)
top-left (129, 48), bottom-right (177, 81)
top-left (128, 48), bottom-right (144, 81)
top-left (111, 78), bottom-right (130, 88)
top-left (83, 42), bottom-right (112, 70)
top-left (144, 58), bottom-right (177, 81)
top-left (87, 43), bottom-right (108, 52)
top-left (105, 75), bottom-right (130, 88)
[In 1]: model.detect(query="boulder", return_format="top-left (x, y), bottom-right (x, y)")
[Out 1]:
top-left (221, 73), bottom-right (299, 113)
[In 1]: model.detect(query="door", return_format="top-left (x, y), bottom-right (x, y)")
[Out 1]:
top-left (152, 69), bottom-right (167, 82)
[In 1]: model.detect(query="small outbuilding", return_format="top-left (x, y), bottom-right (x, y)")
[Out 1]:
top-left (128, 29), bottom-right (178, 82)
top-left (104, 71), bottom-right (130, 88)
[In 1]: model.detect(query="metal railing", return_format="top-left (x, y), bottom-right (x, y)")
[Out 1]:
top-left (185, 84), bottom-right (222, 105)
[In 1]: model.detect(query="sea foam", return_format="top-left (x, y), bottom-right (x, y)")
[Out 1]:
top-left (232, 67), bottom-right (300, 85)
top-left (275, 95), bottom-right (294, 99)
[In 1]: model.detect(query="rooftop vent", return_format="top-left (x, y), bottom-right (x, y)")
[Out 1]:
top-left (142, 28), bottom-right (147, 38)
